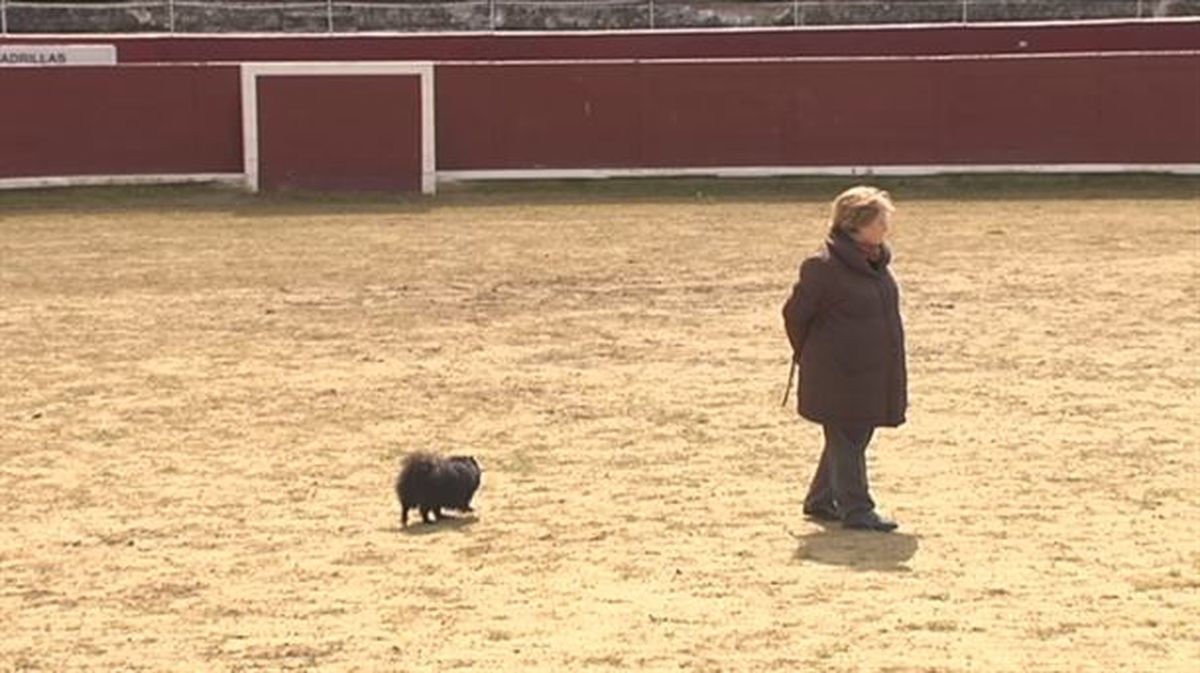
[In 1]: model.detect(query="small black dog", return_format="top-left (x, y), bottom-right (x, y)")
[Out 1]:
top-left (395, 452), bottom-right (482, 527)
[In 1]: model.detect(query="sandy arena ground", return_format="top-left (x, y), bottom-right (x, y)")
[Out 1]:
top-left (1, 179), bottom-right (1197, 672)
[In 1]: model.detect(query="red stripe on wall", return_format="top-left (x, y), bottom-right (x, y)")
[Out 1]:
top-left (2, 21), bottom-right (1198, 62)
top-left (0, 65), bottom-right (241, 179)
top-left (434, 54), bottom-right (1200, 170)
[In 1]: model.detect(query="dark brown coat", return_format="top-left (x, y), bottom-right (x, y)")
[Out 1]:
top-left (782, 231), bottom-right (907, 427)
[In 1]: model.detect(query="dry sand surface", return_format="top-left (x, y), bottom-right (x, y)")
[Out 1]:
top-left (1, 179), bottom-right (1197, 672)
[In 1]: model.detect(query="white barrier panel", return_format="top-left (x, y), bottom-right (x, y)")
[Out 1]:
top-left (0, 45), bottom-right (117, 67)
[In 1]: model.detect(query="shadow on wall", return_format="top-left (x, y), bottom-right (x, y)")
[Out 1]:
top-left (793, 526), bottom-right (920, 572)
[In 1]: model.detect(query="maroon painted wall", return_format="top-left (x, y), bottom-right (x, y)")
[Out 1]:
top-left (435, 54), bottom-right (1200, 170)
top-left (0, 47), bottom-right (1196, 184)
top-left (1, 21), bottom-right (1197, 61)
top-left (257, 75), bottom-right (422, 191)
top-left (0, 65), bottom-right (241, 179)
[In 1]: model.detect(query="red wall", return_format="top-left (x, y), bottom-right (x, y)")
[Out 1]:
top-left (2, 21), bottom-right (1197, 61)
top-left (0, 65), bottom-right (241, 179)
top-left (0, 24), bottom-right (1197, 184)
top-left (435, 54), bottom-right (1200, 170)
top-left (257, 75), bottom-right (423, 191)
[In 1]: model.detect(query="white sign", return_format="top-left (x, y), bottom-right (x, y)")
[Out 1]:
top-left (0, 45), bottom-right (117, 67)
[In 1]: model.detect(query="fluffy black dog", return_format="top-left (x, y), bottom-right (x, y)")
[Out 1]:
top-left (395, 452), bottom-right (482, 527)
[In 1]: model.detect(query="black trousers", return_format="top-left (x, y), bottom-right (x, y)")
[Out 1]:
top-left (803, 424), bottom-right (876, 518)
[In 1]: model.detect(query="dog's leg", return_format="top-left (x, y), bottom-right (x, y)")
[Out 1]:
top-left (420, 506), bottom-right (434, 524)
top-left (401, 505), bottom-right (410, 527)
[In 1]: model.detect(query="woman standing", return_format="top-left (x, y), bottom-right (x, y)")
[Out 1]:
top-left (782, 186), bottom-right (907, 532)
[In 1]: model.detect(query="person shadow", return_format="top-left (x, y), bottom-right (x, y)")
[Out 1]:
top-left (791, 522), bottom-right (919, 572)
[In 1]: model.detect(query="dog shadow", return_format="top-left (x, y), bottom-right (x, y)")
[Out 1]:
top-left (382, 515), bottom-right (479, 536)
top-left (791, 523), bottom-right (919, 572)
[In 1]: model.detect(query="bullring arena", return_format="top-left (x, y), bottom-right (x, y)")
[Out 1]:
top-left (2, 11), bottom-right (1199, 673)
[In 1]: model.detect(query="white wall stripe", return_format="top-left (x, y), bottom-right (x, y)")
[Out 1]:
top-left (438, 165), bottom-right (1200, 181)
top-left (435, 50), bottom-right (1200, 66)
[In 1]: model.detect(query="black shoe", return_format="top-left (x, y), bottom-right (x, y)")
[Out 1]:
top-left (803, 502), bottom-right (840, 522)
top-left (842, 511), bottom-right (898, 532)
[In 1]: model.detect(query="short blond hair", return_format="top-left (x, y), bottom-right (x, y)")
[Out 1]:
top-left (829, 185), bottom-right (895, 235)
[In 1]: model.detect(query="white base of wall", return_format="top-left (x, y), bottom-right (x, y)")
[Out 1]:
top-left (2, 165), bottom-right (1196, 192)
top-left (0, 173), bottom-right (244, 191)
top-left (438, 164), bottom-right (1200, 182)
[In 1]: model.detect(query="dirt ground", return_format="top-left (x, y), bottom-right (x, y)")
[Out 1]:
top-left (1, 178), bottom-right (1197, 672)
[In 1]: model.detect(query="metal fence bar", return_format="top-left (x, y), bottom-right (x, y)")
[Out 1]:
top-left (2, 0), bottom-right (7, 35)
top-left (10, 1), bottom-right (169, 8)
top-left (171, 1), bottom-right (325, 10)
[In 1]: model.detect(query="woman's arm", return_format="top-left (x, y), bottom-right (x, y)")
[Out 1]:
top-left (782, 257), bottom-right (827, 362)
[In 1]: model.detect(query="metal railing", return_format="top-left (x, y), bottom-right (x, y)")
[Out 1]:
top-left (0, 1), bottom-right (1190, 35)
